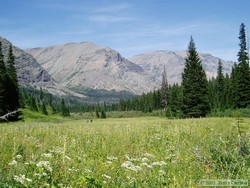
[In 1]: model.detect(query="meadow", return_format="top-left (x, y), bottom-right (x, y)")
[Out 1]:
top-left (0, 114), bottom-right (249, 187)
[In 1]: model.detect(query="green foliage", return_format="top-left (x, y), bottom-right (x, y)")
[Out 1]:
top-left (231, 23), bottom-right (250, 108)
top-left (182, 37), bottom-right (210, 117)
top-left (0, 43), bottom-right (20, 121)
top-left (41, 102), bottom-right (48, 115)
top-left (61, 99), bottom-right (70, 117)
top-left (0, 117), bottom-right (249, 187)
top-left (161, 65), bottom-right (168, 108)
top-left (100, 109), bottom-right (106, 119)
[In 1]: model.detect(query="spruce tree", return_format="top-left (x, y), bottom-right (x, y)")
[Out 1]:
top-left (0, 42), bottom-right (7, 116)
top-left (182, 37), bottom-right (210, 117)
top-left (161, 65), bottom-right (168, 109)
top-left (216, 60), bottom-right (225, 110)
top-left (235, 23), bottom-right (250, 108)
top-left (41, 102), bottom-right (48, 115)
top-left (6, 45), bottom-right (20, 120)
top-left (61, 99), bottom-right (70, 117)
top-left (100, 109), bottom-right (106, 119)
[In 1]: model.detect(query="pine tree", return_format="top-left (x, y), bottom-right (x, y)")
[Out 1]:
top-left (216, 60), bottom-right (225, 110)
top-left (95, 108), bottom-right (100, 118)
top-left (161, 65), bottom-right (168, 109)
top-left (0, 41), bottom-right (7, 116)
top-left (100, 109), bottom-right (106, 119)
top-left (30, 97), bottom-right (38, 112)
top-left (169, 83), bottom-right (182, 117)
top-left (235, 23), bottom-right (250, 108)
top-left (41, 102), bottom-right (48, 115)
top-left (5, 45), bottom-right (20, 120)
top-left (61, 99), bottom-right (70, 117)
top-left (182, 36), bottom-right (210, 117)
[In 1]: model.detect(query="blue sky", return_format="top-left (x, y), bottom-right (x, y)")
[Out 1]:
top-left (0, 0), bottom-right (249, 61)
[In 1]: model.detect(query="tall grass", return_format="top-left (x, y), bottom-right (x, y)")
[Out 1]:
top-left (0, 117), bottom-right (249, 187)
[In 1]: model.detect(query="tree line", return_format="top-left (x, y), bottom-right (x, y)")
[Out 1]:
top-left (117, 23), bottom-right (250, 118)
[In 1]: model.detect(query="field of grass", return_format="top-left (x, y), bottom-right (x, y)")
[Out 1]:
top-left (0, 115), bottom-right (249, 187)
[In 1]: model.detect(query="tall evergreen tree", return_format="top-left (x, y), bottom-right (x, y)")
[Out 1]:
top-left (5, 45), bottom-right (20, 120)
top-left (216, 60), bottom-right (225, 109)
top-left (182, 36), bottom-right (210, 117)
top-left (0, 42), bottom-right (7, 116)
top-left (41, 102), bottom-right (48, 115)
top-left (61, 99), bottom-right (70, 117)
top-left (235, 23), bottom-right (250, 108)
top-left (161, 64), bottom-right (168, 109)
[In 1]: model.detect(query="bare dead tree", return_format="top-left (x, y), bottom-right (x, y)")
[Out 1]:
top-left (0, 110), bottom-right (20, 121)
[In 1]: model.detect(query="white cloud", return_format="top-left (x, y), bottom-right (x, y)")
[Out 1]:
top-left (94, 3), bottom-right (134, 13)
top-left (88, 15), bottom-right (135, 23)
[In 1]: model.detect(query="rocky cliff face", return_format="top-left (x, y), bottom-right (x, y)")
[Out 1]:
top-left (27, 42), bottom-right (157, 95)
top-left (128, 50), bottom-right (234, 85)
top-left (27, 42), bottom-right (234, 95)
top-left (0, 37), bottom-right (84, 97)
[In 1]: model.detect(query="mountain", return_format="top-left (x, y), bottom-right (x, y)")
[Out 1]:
top-left (128, 50), bottom-right (234, 85)
top-left (27, 42), bottom-right (157, 95)
top-left (27, 42), bottom-right (234, 95)
top-left (0, 36), bottom-right (84, 97)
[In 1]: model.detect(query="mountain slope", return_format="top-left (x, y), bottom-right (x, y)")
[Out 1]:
top-left (27, 42), bottom-right (234, 95)
top-left (0, 36), bottom-right (84, 97)
top-left (128, 50), bottom-right (234, 85)
top-left (27, 42), bottom-right (157, 95)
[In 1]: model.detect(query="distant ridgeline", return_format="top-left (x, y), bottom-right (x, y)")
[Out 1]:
top-left (117, 23), bottom-right (250, 118)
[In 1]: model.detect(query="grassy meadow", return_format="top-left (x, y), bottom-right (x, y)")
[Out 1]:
top-left (0, 113), bottom-right (250, 187)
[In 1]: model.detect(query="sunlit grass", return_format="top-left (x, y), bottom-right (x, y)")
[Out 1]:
top-left (0, 116), bottom-right (249, 187)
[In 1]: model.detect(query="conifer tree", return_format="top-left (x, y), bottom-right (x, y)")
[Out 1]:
top-left (161, 64), bottom-right (168, 109)
top-left (100, 109), bottom-right (106, 119)
top-left (30, 97), bottom-right (38, 112)
top-left (6, 45), bottom-right (20, 120)
top-left (235, 23), bottom-right (250, 108)
top-left (182, 36), bottom-right (210, 117)
top-left (0, 41), bottom-right (6, 116)
top-left (61, 99), bottom-right (70, 117)
top-left (216, 60), bottom-right (225, 109)
top-left (41, 102), bottom-right (48, 115)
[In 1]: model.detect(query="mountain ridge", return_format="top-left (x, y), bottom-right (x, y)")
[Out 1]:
top-left (27, 42), bottom-right (234, 95)
top-left (0, 36), bottom-right (85, 97)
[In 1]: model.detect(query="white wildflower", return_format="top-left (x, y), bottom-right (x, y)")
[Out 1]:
top-left (26, 178), bottom-right (32, 182)
top-left (106, 161), bottom-right (112, 165)
top-left (14, 174), bottom-right (32, 185)
top-left (151, 161), bottom-right (167, 166)
top-left (159, 170), bottom-right (166, 175)
top-left (84, 168), bottom-right (92, 173)
top-left (102, 174), bottom-right (111, 179)
top-left (16, 154), bottom-right (22, 159)
top-left (64, 155), bottom-right (71, 160)
top-left (144, 153), bottom-right (155, 158)
top-left (141, 157), bottom-right (149, 162)
top-left (36, 161), bottom-right (52, 172)
top-left (121, 161), bottom-right (142, 172)
top-left (14, 174), bottom-right (26, 184)
top-left (107, 156), bottom-right (118, 161)
top-left (42, 153), bottom-right (52, 158)
top-left (141, 162), bottom-right (153, 168)
top-left (68, 167), bottom-right (79, 172)
top-left (8, 160), bottom-right (17, 166)
top-left (125, 155), bottom-right (140, 161)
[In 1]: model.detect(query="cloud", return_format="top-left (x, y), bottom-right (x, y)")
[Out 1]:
top-left (88, 15), bottom-right (135, 23)
top-left (94, 3), bottom-right (134, 13)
